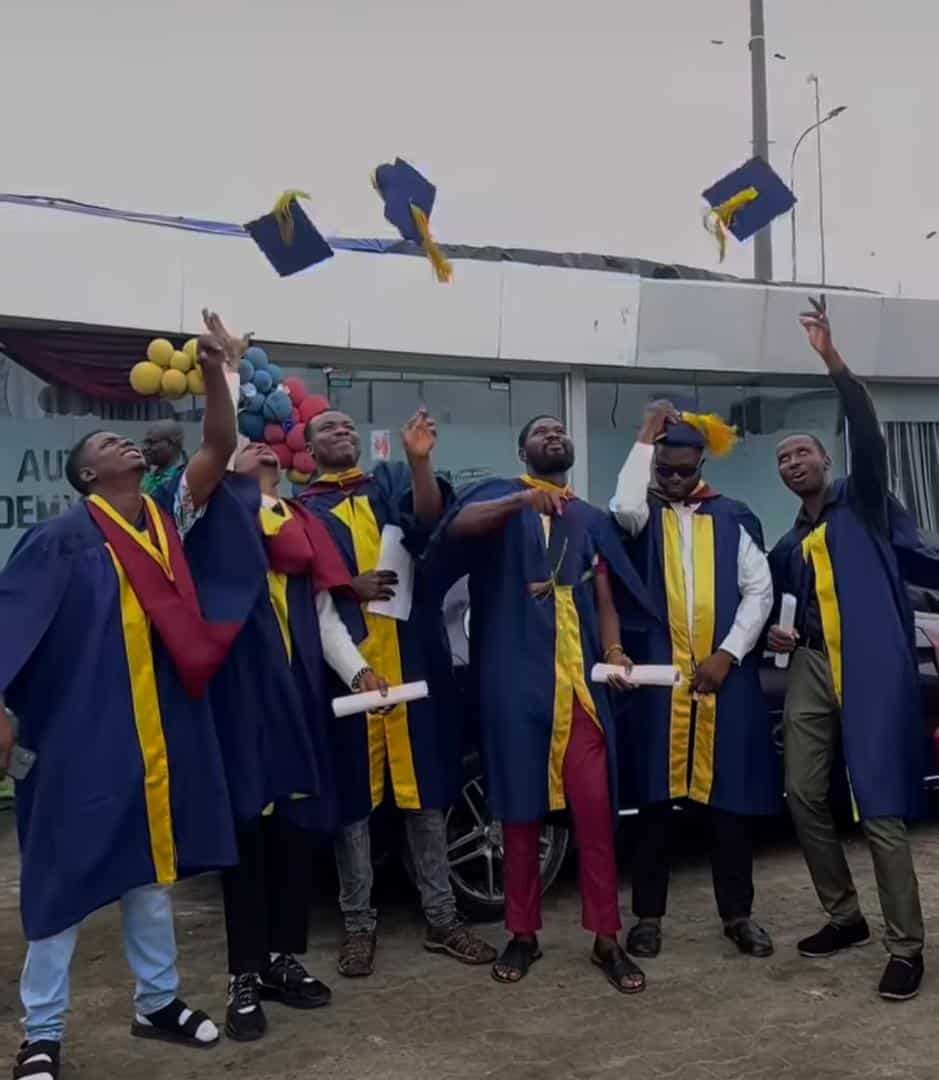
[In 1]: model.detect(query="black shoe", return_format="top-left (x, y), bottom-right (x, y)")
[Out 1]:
top-left (14, 1040), bottom-right (60, 1079)
top-left (724, 918), bottom-right (774, 958)
top-left (879, 955), bottom-right (924, 1001)
top-left (626, 921), bottom-right (662, 958)
top-left (225, 973), bottom-right (267, 1042)
top-left (260, 954), bottom-right (332, 1010)
top-left (798, 919), bottom-right (871, 958)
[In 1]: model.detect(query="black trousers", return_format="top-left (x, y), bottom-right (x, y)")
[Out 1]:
top-left (221, 813), bottom-right (315, 975)
top-left (631, 801), bottom-right (755, 922)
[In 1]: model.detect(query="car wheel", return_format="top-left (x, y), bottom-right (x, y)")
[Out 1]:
top-left (444, 772), bottom-right (570, 924)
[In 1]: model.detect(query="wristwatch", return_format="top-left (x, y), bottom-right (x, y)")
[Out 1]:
top-left (350, 667), bottom-right (373, 692)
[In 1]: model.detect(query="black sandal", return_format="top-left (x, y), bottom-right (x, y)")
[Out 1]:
top-left (491, 937), bottom-right (542, 983)
top-left (592, 944), bottom-right (646, 994)
top-left (626, 922), bottom-right (662, 958)
top-left (130, 997), bottom-right (219, 1049)
top-left (14, 1040), bottom-right (60, 1079)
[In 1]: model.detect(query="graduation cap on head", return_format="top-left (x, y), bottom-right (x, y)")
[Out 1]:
top-left (701, 156), bottom-right (795, 262)
top-left (244, 191), bottom-right (334, 277)
top-left (658, 413), bottom-right (739, 457)
top-left (372, 157), bottom-right (453, 283)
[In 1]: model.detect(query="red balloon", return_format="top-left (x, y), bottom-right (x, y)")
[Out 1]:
top-left (285, 425), bottom-right (307, 452)
top-left (299, 394), bottom-right (329, 422)
top-left (292, 450), bottom-right (316, 475)
top-left (284, 377), bottom-right (307, 406)
top-left (272, 443), bottom-right (293, 468)
top-left (290, 407), bottom-right (301, 423)
top-left (263, 423), bottom-right (285, 445)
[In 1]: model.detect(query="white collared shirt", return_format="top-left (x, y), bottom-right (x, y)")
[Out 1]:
top-left (609, 442), bottom-right (772, 662)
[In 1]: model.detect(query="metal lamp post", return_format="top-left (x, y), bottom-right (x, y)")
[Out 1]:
top-left (789, 81), bottom-right (846, 283)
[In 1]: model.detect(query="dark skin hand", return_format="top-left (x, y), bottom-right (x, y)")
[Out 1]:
top-left (691, 650), bottom-right (735, 694)
top-left (766, 625), bottom-right (799, 654)
top-left (637, 399), bottom-right (681, 444)
top-left (352, 570), bottom-right (399, 603)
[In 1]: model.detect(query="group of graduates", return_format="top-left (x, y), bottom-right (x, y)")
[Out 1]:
top-left (0, 301), bottom-right (935, 1080)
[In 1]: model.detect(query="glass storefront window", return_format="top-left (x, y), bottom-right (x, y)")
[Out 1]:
top-left (587, 376), bottom-right (847, 546)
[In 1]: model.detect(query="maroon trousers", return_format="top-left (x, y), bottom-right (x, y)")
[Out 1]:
top-left (502, 701), bottom-right (622, 937)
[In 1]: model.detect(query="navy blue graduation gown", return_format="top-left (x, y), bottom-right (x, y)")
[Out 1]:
top-left (770, 480), bottom-right (939, 821)
top-left (0, 502), bottom-right (239, 941)
top-left (427, 478), bottom-right (656, 824)
top-left (624, 495), bottom-right (780, 816)
top-left (296, 463), bottom-right (459, 824)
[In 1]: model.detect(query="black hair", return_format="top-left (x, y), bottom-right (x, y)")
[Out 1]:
top-left (517, 415), bottom-right (563, 451)
top-left (65, 430), bottom-right (103, 495)
top-left (778, 432), bottom-right (828, 456)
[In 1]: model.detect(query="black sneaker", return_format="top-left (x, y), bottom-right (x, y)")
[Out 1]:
top-left (879, 955), bottom-right (924, 1001)
top-left (225, 973), bottom-right (267, 1042)
top-left (14, 1040), bottom-right (60, 1079)
top-left (260, 954), bottom-right (332, 1009)
top-left (798, 919), bottom-right (871, 958)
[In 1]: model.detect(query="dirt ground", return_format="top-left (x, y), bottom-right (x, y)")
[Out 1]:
top-left (0, 813), bottom-right (937, 1080)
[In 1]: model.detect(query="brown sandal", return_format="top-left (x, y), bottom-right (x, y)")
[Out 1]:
top-left (425, 922), bottom-right (498, 965)
top-left (337, 931), bottom-right (377, 977)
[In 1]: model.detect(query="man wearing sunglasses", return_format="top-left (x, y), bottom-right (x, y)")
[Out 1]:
top-left (611, 403), bottom-right (778, 961)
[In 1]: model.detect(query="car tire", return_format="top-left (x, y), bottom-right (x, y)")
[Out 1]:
top-left (401, 760), bottom-right (570, 924)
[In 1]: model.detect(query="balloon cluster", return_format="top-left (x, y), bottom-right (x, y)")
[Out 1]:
top-left (237, 346), bottom-right (328, 485)
top-left (130, 338), bottom-right (206, 399)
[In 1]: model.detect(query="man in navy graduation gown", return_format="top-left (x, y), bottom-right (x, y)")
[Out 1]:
top-left (611, 404), bottom-right (778, 961)
top-left (0, 311), bottom-right (254, 1079)
top-left (436, 416), bottom-right (654, 993)
top-left (768, 300), bottom-right (930, 1001)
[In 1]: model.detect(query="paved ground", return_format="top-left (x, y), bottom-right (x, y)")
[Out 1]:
top-left (0, 814), bottom-right (937, 1080)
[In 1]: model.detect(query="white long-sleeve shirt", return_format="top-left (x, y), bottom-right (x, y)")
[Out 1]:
top-left (609, 442), bottom-right (772, 662)
top-left (262, 493), bottom-right (368, 688)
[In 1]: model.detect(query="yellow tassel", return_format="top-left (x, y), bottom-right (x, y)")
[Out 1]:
top-left (272, 190), bottom-right (312, 246)
top-left (703, 186), bottom-right (759, 262)
top-left (410, 205), bottom-right (453, 284)
top-left (680, 412), bottom-right (739, 457)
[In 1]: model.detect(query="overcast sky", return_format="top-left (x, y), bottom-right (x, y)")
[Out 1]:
top-left (3, 0), bottom-right (939, 298)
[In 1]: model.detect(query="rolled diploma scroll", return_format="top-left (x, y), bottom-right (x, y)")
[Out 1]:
top-left (591, 664), bottom-right (681, 688)
top-left (332, 680), bottom-right (429, 718)
top-left (774, 593), bottom-right (798, 670)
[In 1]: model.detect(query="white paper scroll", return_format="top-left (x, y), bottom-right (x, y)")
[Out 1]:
top-left (591, 663), bottom-right (681, 688)
top-left (332, 680), bottom-right (429, 718)
top-left (775, 593), bottom-right (797, 670)
top-left (367, 525), bottom-right (414, 622)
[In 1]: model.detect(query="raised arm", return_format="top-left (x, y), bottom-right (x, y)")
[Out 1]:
top-left (800, 297), bottom-right (887, 526)
top-left (401, 408), bottom-right (443, 527)
top-left (448, 487), bottom-right (567, 539)
top-left (182, 309), bottom-right (246, 510)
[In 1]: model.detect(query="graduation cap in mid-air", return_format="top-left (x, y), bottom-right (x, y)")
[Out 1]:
top-left (372, 157), bottom-right (453, 283)
top-left (701, 156), bottom-right (796, 261)
top-left (244, 191), bottom-right (334, 277)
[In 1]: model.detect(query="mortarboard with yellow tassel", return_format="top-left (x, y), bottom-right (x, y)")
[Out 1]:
top-left (701, 156), bottom-right (795, 262)
top-left (372, 157), bottom-right (453, 283)
top-left (658, 412), bottom-right (739, 457)
top-left (244, 190), bottom-right (335, 277)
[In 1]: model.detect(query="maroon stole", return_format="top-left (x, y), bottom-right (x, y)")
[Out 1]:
top-left (86, 494), bottom-right (241, 698)
top-left (262, 498), bottom-right (353, 594)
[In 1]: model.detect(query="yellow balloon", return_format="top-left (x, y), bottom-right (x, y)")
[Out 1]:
top-left (186, 367), bottom-right (205, 395)
top-left (146, 338), bottom-right (175, 368)
top-left (287, 469), bottom-right (312, 485)
top-left (161, 368), bottom-right (189, 400)
top-left (170, 349), bottom-right (192, 373)
top-left (183, 337), bottom-right (200, 363)
top-left (129, 361), bottom-right (164, 396)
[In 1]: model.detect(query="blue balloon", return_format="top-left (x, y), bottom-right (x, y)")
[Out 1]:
top-left (239, 359), bottom-right (255, 384)
top-left (244, 345), bottom-right (269, 369)
top-left (252, 369), bottom-right (274, 394)
top-left (239, 411), bottom-right (265, 441)
top-left (245, 391), bottom-right (266, 414)
top-left (240, 381), bottom-right (257, 402)
top-left (267, 363), bottom-right (284, 386)
top-left (263, 388), bottom-right (293, 421)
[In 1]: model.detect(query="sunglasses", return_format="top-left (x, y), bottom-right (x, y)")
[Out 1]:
top-left (655, 463), bottom-right (701, 480)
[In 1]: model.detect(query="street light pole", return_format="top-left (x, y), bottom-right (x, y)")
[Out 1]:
top-left (808, 74), bottom-right (828, 283)
top-left (749, 0), bottom-right (772, 281)
top-left (789, 101), bottom-right (847, 282)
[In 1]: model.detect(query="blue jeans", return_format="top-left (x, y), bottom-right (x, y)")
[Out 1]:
top-left (334, 810), bottom-right (457, 933)
top-left (21, 884), bottom-right (179, 1043)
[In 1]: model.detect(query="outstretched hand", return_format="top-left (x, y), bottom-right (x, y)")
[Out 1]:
top-left (202, 308), bottom-right (252, 371)
top-left (520, 486), bottom-right (569, 517)
top-left (401, 407), bottom-right (438, 461)
top-left (799, 296), bottom-right (842, 370)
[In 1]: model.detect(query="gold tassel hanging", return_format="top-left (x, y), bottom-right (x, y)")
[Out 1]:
top-left (703, 186), bottom-right (759, 262)
top-left (680, 412), bottom-right (739, 457)
top-left (409, 205), bottom-right (453, 284)
top-left (272, 190), bottom-right (312, 246)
